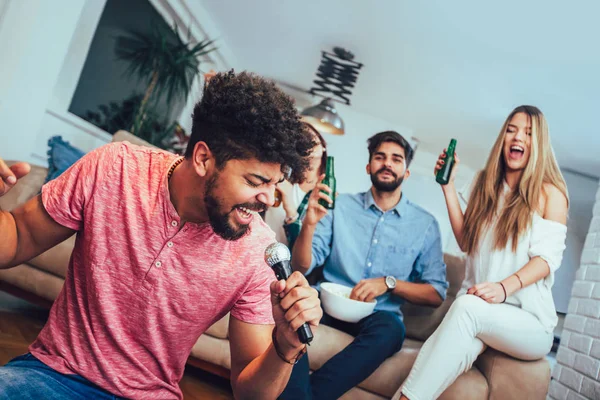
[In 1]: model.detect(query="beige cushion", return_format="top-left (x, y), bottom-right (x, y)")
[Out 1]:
top-left (112, 130), bottom-right (156, 148)
top-left (205, 314), bottom-right (230, 339)
top-left (191, 324), bottom-right (489, 399)
top-left (0, 263), bottom-right (65, 301)
top-left (0, 162), bottom-right (48, 211)
top-left (305, 324), bottom-right (488, 399)
top-left (190, 334), bottom-right (232, 370)
top-left (28, 235), bottom-right (76, 278)
top-left (402, 253), bottom-right (466, 341)
top-left (0, 161), bottom-right (75, 278)
top-left (438, 368), bottom-right (489, 400)
top-left (475, 348), bottom-right (550, 400)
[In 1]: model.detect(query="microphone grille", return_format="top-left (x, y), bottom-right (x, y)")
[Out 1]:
top-left (264, 242), bottom-right (291, 267)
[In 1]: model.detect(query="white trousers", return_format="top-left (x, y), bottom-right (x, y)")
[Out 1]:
top-left (393, 294), bottom-right (553, 400)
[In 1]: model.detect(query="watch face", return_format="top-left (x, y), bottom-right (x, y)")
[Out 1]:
top-left (386, 276), bottom-right (396, 289)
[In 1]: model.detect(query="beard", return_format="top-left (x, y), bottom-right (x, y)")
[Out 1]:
top-left (204, 174), bottom-right (252, 241)
top-left (370, 167), bottom-right (404, 192)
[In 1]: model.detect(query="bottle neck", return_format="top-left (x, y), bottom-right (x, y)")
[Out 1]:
top-left (325, 156), bottom-right (335, 176)
top-left (447, 140), bottom-right (457, 155)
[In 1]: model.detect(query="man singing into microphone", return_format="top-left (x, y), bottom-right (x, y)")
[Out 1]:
top-left (0, 71), bottom-right (322, 399)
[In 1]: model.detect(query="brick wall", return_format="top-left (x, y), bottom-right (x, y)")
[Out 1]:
top-left (548, 184), bottom-right (600, 399)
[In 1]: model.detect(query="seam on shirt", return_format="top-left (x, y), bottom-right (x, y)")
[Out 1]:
top-left (88, 143), bottom-right (124, 202)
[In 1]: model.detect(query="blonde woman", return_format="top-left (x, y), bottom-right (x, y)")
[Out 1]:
top-left (394, 105), bottom-right (569, 400)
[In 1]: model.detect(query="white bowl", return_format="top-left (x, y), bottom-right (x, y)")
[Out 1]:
top-left (320, 282), bottom-right (377, 323)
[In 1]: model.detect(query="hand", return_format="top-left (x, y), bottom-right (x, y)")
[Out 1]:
top-left (270, 271), bottom-right (322, 355)
top-left (276, 180), bottom-right (297, 217)
top-left (0, 158), bottom-right (30, 197)
top-left (303, 175), bottom-right (332, 227)
top-left (467, 282), bottom-right (506, 304)
top-left (350, 277), bottom-right (388, 302)
top-left (434, 149), bottom-right (460, 185)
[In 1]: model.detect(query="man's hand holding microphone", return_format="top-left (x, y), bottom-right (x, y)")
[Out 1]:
top-left (265, 243), bottom-right (322, 364)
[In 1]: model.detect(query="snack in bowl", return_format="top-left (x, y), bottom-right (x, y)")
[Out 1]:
top-left (320, 282), bottom-right (377, 323)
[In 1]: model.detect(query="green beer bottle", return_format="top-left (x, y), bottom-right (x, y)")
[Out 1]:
top-left (319, 156), bottom-right (336, 209)
top-left (436, 139), bottom-right (457, 185)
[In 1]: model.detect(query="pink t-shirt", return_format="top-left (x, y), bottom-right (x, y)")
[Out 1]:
top-left (30, 142), bottom-right (276, 399)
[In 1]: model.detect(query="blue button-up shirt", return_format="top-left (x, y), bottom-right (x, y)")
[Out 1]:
top-left (308, 190), bottom-right (448, 317)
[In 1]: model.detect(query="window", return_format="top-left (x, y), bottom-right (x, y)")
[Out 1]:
top-left (69, 0), bottom-right (185, 137)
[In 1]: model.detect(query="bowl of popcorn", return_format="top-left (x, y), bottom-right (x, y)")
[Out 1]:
top-left (320, 282), bottom-right (377, 323)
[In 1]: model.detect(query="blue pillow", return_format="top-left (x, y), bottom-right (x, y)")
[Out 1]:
top-left (45, 136), bottom-right (86, 183)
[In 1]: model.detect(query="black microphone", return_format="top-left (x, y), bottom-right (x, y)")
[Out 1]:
top-left (264, 242), bottom-right (314, 345)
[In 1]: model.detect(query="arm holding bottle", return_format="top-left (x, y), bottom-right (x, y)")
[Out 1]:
top-left (291, 176), bottom-right (332, 275)
top-left (434, 149), bottom-right (465, 251)
top-left (277, 179), bottom-right (304, 249)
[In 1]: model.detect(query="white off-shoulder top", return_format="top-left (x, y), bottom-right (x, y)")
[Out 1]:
top-left (458, 181), bottom-right (567, 333)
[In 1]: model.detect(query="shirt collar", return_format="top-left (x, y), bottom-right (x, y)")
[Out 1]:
top-left (363, 189), bottom-right (409, 217)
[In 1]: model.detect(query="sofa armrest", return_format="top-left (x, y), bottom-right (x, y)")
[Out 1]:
top-left (475, 348), bottom-right (550, 400)
top-left (0, 162), bottom-right (48, 211)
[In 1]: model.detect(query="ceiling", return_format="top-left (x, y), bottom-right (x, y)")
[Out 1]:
top-left (200, 0), bottom-right (600, 178)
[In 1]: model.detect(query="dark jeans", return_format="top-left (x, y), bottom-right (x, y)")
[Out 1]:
top-left (0, 353), bottom-right (121, 400)
top-left (280, 310), bottom-right (406, 400)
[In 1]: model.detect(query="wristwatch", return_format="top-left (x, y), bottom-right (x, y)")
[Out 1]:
top-left (385, 276), bottom-right (397, 292)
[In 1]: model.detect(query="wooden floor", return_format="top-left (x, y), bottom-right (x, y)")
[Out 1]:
top-left (0, 305), bottom-right (233, 399)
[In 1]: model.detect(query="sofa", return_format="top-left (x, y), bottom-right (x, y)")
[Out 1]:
top-left (0, 131), bottom-right (551, 399)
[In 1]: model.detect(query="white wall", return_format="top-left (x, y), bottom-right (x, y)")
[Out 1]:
top-left (31, 111), bottom-right (111, 166)
top-left (0, 0), bottom-right (86, 163)
top-left (548, 184), bottom-right (600, 400)
top-left (0, 0), bottom-right (8, 27)
top-left (553, 170), bottom-right (598, 313)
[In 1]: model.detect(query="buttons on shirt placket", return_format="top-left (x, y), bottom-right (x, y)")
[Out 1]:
top-left (143, 220), bottom-right (180, 290)
top-left (365, 213), bottom-right (386, 278)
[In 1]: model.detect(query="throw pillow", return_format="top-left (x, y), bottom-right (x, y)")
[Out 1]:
top-left (45, 136), bottom-right (86, 183)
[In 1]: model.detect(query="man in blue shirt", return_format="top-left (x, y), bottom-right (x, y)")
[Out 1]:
top-left (280, 131), bottom-right (448, 400)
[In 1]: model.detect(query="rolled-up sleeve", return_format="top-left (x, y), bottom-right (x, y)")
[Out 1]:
top-left (528, 214), bottom-right (567, 287)
top-left (412, 219), bottom-right (448, 300)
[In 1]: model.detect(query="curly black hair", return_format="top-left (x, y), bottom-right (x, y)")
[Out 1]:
top-left (186, 70), bottom-right (314, 183)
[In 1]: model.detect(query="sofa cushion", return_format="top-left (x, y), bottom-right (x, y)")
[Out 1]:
top-left (113, 130), bottom-right (156, 148)
top-left (402, 253), bottom-right (466, 341)
top-left (437, 368), bottom-right (489, 400)
top-left (305, 323), bottom-right (487, 399)
top-left (28, 235), bottom-right (76, 278)
top-left (205, 314), bottom-right (230, 339)
top-left (0, 162), bottom-right (48, 211)
top-left (475, 348), bottom-right (550, 400)
top-left (190, 334), bottom-right (232, 370)
top-left (0, 263), bottom-right (65, 301)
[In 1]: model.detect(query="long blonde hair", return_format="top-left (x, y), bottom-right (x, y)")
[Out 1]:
top-left (461, 105), bottom-right (568, 254)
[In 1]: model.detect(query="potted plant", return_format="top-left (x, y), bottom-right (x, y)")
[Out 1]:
top-left (114, 22), bottom-right (216, 142)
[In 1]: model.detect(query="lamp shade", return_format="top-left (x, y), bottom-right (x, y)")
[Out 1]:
top-left (301, 98), bottom-right (344, 135)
